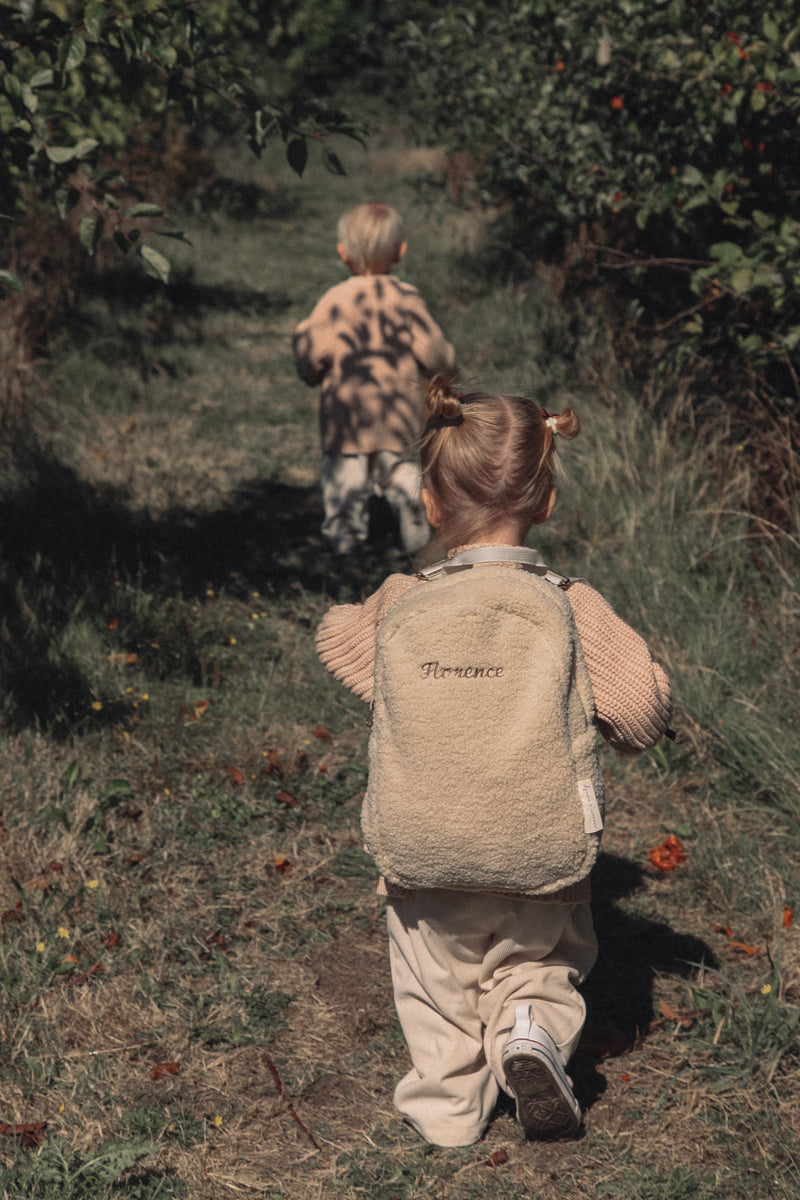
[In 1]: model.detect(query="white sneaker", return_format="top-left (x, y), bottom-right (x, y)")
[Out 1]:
top-left (501, 1004), bottom-right (582, 1139)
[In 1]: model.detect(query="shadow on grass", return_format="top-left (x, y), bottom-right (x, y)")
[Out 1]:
top-left (567, 850), bottom-right (717, 1115)
top-left (0, 433), bottom-right (407, 733)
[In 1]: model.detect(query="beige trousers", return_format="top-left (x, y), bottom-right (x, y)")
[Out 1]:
top-left (386, 889), bottom-right (597, 1147)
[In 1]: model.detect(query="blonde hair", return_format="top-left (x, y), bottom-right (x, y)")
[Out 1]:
top-left (337, 201), bottom-right (405, 273)
top-left (419, 377), bottom-right (580, 551)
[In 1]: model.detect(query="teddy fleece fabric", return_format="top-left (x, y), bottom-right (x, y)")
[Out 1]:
top-left (315, 562), bottom-right (672, 755)
top-left (363, 567), bottom-right (604, 897)
top-left (293, 273), bottom-right (456, 456)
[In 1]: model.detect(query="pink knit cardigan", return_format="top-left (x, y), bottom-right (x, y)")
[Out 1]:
top-left (316, 568), bottom-right (672, 756)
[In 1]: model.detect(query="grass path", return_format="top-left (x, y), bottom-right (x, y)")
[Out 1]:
top-left (1, 109), bottom-right (798, 1198)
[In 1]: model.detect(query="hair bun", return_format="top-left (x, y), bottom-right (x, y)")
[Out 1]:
top-left (425, 377), bottom-right (463, 427)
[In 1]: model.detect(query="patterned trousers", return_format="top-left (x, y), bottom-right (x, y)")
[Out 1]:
top-left (320, 451), bottom-right (430, 555)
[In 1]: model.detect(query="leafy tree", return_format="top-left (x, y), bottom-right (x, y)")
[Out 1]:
top-left (0, 0), bottom-right (364, 290)
top-left (0, 0), bottom-right (366, 421)
top-left (399, 0), bottom-right (800, 405)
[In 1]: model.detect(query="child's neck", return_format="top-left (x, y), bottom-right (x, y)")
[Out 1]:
top-left (456, 520), bottom-right (530, 549)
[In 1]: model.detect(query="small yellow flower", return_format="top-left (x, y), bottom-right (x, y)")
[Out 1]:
top-left (212, 1114), bottom-right (223, 1128)
top-left (91, 701), bottom-right (103, 711)
top-left (87, 879), bottom-right (99, 889)
top-left (164, 788), bottom-right (171, 796)
top-left (761, 983), bottom-right (772, 995)
top-left (58, 927), bottom-right (70, 939)
top-left (36, 942), bottom-right (45, 953)
top-left (141, 693), bottom-right (149, 701)
top-left (229, 637), bottom-right (237, 645)
top-left (59, 1104), bottom-right (65, 1113)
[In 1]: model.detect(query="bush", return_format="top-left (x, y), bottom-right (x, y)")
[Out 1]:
top-left (399, 1), bottom-right (800, 409)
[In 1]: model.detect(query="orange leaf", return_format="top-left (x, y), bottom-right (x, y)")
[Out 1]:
top-left (312, 724), bottom-right (332, 742)
top-left (276, 790), bottom-right (298, 808)
top-left (729, 940), bottom-right (761, 957)
top-left (150, 1062), bottom-right (180, 1080)
top-left (659, 997), bottom-right (680, 1022)
top-left (274, 853), bottom-right (293, 874)
top-left (649, 834), bottom-right (687, 871)
top-left (63, 954), bottom-right (80, 965)
top-left (193, 700), bottom-right (210, 719)
top-left (104, 930), bottom-right (120, 949)
top-left (227, 766), bottom-right (244, 786)
top-left (713, 925), bottom-right (735, 938)
top-left (783, 906), bottom-right (794, 929)
top-left (0, 1121), bottom-right (47, 1148)
top-left (107, 618), bottom-right (119, 630)
top-left (486, 1149), bottom-right (508, 1167)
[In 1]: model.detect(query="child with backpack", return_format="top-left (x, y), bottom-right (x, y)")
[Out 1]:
top-left (315, 377), bottom-right (672, 1147)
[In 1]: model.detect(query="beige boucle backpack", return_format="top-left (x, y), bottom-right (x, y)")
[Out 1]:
top-left (362, 548), bottom-right (605, 897)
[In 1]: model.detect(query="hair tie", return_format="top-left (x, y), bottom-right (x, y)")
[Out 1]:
top-left (542, 409), bottom-right (558, 434)
top-left (430, 408), bottom-right (464, 429)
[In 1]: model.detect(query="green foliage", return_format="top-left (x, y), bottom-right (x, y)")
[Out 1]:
top-left (0, 1136), bottom-right (175, 1199)
top-left (400, 1), bottom-right (800, 400)
top-left (0, 0), bottom-right (365, 291)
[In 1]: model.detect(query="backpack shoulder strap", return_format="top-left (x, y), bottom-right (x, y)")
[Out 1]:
top-left (417, 546), bottom-right (581, 591)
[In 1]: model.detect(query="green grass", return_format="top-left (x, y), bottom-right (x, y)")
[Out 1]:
top-left (1, 105), bottom-right (799, 1198)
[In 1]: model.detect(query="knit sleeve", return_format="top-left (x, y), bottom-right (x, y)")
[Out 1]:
top-left (315, 574), bottom-right (420, 702)
top-left (566, 580), bottom-right (673, 755)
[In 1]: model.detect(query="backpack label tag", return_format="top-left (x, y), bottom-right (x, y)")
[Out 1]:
top-left (578, 780), bottom-right (604, 834)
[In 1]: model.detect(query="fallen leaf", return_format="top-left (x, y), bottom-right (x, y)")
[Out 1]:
top-left (0, 1121), bottom-right (47, 1148)
top-left (107, 618), bottom-right (119, 630)
top-left (227, 766), bottom-right (244, 786)
top-left (486, 1149), bottom-right (508, 1167)
top-left (649, 834), bottom-right (687, 871)
top-left (150, 1062), bottom-right (180, 1080)
top-left (729, 939), bottom-right (761, 956)
top-left (578, 1025), bottom-right (628, 1058)
top-left (263, 749), bottom-right (284, 778)
top-left (193, 700), bottom-right (210, 719)
top-left (312, 724), bottom-right (332, 742)
top-left (783, 906), bottom-right (794, 929)
top-left (653, 997), bottom-right (703, 1029)
top-left (104, 930), bottom-right (120, 949)
top-left (1, 900), bottom-right (23, 924)
top-left (274, 853), bottom-right (293, 874)
top-left (713, 925), bottom-right (761, 956)
top-left (276, 790), bottom-right (298, 808)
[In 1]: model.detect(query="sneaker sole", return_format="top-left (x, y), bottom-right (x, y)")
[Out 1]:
top-left (503, 1052), bottom-right (581, 1140)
